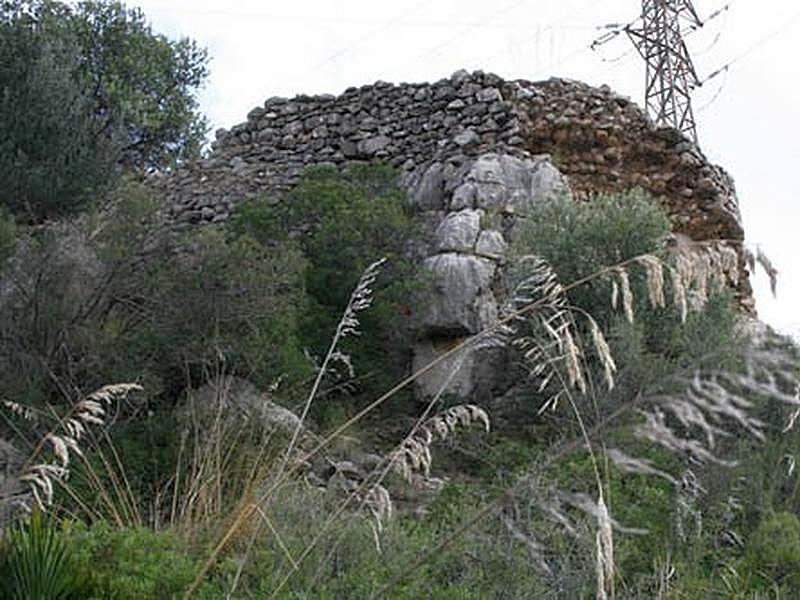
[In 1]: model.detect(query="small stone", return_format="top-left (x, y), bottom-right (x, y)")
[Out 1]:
top-left (339, 139), bottom-right (358, 158)
top-left (247, 106), bottom-right (265, 121)
top-left (447, 99), bottom-right (466, 111)
top-left (476, 87), bottom-right (502, 103)
top-left (358, 135), bottom-right (391, 156)
top-left (230, 156), bottom-right (247, 173)
top-left (285, 120), bottom-right (304, 135)
top-left (450, 68), bottom-right (470, 83)
top-left (453, 129), bottom-right (480, 148)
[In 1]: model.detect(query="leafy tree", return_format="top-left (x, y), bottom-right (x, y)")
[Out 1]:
top-left (0, 7), bottom-right (119, 220)
top-left (62, 0), bottom-right (209, 169)
top-left (0, 0), bottom-right (208, 220)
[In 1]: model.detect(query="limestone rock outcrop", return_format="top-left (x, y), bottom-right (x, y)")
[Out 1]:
top-left (408, 152), bottom-right (569, 400)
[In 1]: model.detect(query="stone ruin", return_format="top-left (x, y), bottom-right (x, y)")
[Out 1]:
top-left (149, 69), bottom-right (752, 403)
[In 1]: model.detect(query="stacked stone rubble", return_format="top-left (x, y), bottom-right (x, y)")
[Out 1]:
top-left (152, 70), bottom-right (524, 230)
top-left (152, 71), bottom-right (744, 252)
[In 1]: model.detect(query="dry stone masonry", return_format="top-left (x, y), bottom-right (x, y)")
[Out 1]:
top-left (150, 69), bottom-right (752, 401)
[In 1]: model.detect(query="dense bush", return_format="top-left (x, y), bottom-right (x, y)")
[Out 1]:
top-left (230, 164), bottom-right (420, 408)
top-left (68, 522), bottom-right (216, 599)
top-left (0, 183), bottom-right (308, 407)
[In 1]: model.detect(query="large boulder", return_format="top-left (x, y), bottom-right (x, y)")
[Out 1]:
top-left (420, 253), bottom-right (497, 335)
top-left (186, 376), bottom-right (301, 432)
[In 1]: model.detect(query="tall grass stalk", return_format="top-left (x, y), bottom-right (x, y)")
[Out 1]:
top-left (185, 251), bottom-right (690, 596)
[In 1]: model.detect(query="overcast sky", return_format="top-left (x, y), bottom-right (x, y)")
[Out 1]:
top-left (130, 0), bottom-right (800, 337)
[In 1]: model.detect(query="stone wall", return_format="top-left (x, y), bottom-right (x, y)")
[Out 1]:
top-left (152, 69), bottom-right (743, 247)
top-left (152, 69), bottom-right (522, 229)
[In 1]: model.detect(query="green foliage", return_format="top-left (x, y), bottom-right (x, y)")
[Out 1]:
top-left (0, 181), bottom-right (308, 408)
top-left (509, 189), bottom-right (742, 404)
top-left (124, 227), bottom-right (309, 391)
top-left (68, 521), bottom-right (215, 599)
top-left (512, 189), bottom-right (671, 274)
top-left (0, 0), bottom-right (208, 220)
top-left (510, 190), bottom-right (671, 322)
top-left (745, 512), bottom-right (800, 588)
top-left (63, 0), bottom-right (209, 169)
top-left (0, 510), bottom-right (82, 599)
top-left (0, 6), bottom-right (119, 220)
top-left (231, 164), bottom-right (420, 400)
top-left (208, 485), bottom-right (551, 599)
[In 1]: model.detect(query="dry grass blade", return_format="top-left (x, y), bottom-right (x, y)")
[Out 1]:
top-left (588, 316), bottom-right (616, 391)
top-left (755, 246), bottom-right (778, 296)
top-left (508, 255), bottom-right (592, 404)
top-left (502, 515), bottom-right (552, 577)
top-left (7, 383), bottom-right (142, 513)
top-left (606, 448), bottom-right (677, 485)
top-left (667, 235), bottom-right (740, 310)
top-left (389, 404), bottom-right (490, 482)
top-left (595, 492), bottom-right (614, 600)
top-left (637, 341), bottom-right (799, 468)
top-left (282, 258), bottom-right (386, 473)
top-left (613, 267), bottom-right (634, 323)
top-left (637, 254), bottom-right (666, 309)
top-left (3, 400), bottom-right (38, 422)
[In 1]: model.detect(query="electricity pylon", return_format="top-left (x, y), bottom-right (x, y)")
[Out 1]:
top-left (625, 1), bottom-right (703, 142)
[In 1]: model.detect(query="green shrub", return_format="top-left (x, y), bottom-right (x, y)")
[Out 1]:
top-left (68, 522), bottom-right (215, 599)
top-left (745, 511), bottom-right (800, 588)
top-left (119, 227), bottom-right (309, 391)
top-left (0, 182), bottom-right (309, 409)
top-left (230, 164), bottom-right (420, 403)
top-left (510, 190), bottom-right (671, 323)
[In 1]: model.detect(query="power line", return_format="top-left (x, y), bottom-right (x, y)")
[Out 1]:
top-left (696, 67), bottom-right (728, 113)
top-left (482, 0), bottom-right (599, 75)
top-left (308, 1), bottom-right (431, 73)
top-left (409, 0), bottom-right (533, 63)
top-left (696, 8), bottom-right (800, 87)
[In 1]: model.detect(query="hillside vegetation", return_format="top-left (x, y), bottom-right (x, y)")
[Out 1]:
top-left (2, 2), bottom-right (799, 599)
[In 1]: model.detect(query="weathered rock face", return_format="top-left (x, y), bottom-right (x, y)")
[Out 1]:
top-left (148, 69), bottom-right (753, 401)
top-left (407, 152), bottom-right (569, 400)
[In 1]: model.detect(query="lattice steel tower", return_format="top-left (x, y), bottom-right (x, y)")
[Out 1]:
top-left (626, 0), bottom-right (703, 142)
